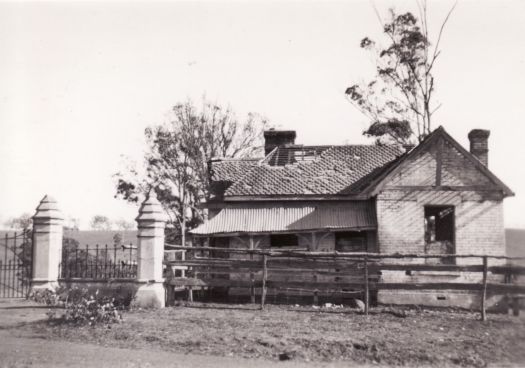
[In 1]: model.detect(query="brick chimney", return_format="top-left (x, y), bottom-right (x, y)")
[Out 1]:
top-left (263, 129), bottom-right (296, 155)
top-left (468, 129), bottom-right (490, 167)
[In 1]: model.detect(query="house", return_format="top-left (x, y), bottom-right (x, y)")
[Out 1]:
top-left (191, 127), bottom-right (514, 307)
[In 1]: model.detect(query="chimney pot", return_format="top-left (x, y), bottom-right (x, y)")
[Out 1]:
top-left (468, 129), bottom-right (490, 167)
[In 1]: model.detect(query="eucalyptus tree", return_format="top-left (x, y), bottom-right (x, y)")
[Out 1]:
top-left (115, 98), bottom-right (268, 245)
top-left (346, 2), bottom-right (456, 144)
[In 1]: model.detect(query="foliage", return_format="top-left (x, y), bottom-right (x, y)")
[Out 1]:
top-left (114, 97), bottom-right (268, 244)
top-left (29, 287), bottom-right (64, 306)
top-left (4, 213), bottom-right (32, 231)
top-left (64, 217), bottom-right (80, 231)
top-left (113, 232), bottom-right (123, 247)
top-left (114, 218), bottom-right (135, 230)
top-left (31, 287), bottom-right (123, 326)
top-left (90, 215), bottom-right (112, 231)
top-left (61, 288), bottom-right (122, 326)
top-left (346, 2), bottom-right (456, 145)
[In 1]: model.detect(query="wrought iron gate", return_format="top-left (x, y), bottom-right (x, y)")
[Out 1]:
top-left (0, 231), bottom-right (32, 298)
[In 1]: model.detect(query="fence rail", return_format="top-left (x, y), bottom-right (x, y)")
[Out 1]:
top-left (60, 244), bottom-right (137, 280)
top-left (164, 245), bottom-right (525, 320)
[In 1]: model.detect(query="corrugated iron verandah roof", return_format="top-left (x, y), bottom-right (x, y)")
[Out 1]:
top-left (191, 202), bottom-right (377, 236)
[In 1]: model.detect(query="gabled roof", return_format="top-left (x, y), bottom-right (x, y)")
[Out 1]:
top-left (363, 126), bottom-right (514, 197)
top-left (224, 145), bottom-right (403, 197)
top-left (209, 126), bottom-right (513, 200)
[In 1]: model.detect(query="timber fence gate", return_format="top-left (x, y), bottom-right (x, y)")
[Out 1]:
top-left (164, 245), bottom-right (525, 321)
top-left (59, 244), bottom-right (138, 280)
top-left (0, 231), bottom-right (32, 298)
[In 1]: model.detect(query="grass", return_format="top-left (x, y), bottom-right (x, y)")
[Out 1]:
top-left (16, 302), bottom-right (525, 367)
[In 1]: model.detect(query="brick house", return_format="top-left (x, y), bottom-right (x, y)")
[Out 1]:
top-left (191, 127), bottom-right (514, 307)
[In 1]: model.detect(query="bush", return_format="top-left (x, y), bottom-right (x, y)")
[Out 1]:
top-left (29, 288), bottom-right (64, 306)
top-left (31, 287), bottom-right (123, 326)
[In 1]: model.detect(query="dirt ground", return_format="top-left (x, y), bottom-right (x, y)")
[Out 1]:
top-left (0, 299), bottom-right (337, 368)
top-left (3, 299), bottom-right (525, 367)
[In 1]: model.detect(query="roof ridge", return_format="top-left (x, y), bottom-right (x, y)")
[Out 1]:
top-left (285, 143), bottom-right (399, 148)
top-left (210, 157), bottom-right (263, 162)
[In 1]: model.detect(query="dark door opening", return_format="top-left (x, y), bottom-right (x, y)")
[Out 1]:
top-left (424, 206), bottom-right (455, 264)
top-left (335, 232), bottom-right (367, 252)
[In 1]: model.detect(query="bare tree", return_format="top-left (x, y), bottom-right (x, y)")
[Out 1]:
top-left (346, 1), bottom-right (456, 144)
top-left (115, 97), bottom-right (268, 246)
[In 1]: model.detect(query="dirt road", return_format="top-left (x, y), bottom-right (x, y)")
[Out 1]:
top-left (0, 332), bottom-right (326, 368)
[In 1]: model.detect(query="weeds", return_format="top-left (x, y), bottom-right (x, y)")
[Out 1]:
top-left (30, 286), bottom-right (123, 326)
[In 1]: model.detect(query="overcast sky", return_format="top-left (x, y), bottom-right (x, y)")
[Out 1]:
top-left (1, 0), bottom-right (524, 229)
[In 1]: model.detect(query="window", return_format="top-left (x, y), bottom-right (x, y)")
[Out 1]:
top-left (270, 234), bottom-right (298, 248)
top-left (335, 232), bottom-right (367, 252)
top-left (424, 206), bottom-right (455, 264)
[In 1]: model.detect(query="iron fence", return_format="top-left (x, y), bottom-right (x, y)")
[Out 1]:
top-left (0, 231), bottom-right (32, 298)
top-left (60, 243), bottom-right (137, 280)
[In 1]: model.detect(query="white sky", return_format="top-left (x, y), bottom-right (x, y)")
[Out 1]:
top-left (1, 0), bottom-right (524, 229)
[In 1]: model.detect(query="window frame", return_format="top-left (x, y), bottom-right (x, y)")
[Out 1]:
top-left (423, 205), bottom-right (456, 264)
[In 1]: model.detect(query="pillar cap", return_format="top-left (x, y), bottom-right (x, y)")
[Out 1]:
top-left (33, 195), bottom-right (64, 220)
top-left (135, 191), bottom-right (168, 223)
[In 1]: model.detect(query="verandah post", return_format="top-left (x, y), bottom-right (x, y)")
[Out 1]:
top-left (481, 255), bottom-right (488, 321)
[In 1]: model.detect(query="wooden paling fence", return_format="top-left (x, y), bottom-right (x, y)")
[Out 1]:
top-left (164, 245), bottom-right (525, 321)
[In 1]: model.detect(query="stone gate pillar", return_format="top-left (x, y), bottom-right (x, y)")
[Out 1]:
top-left (134, 191), bottom-right (167, 308)
top-left (32, 195), bottom-right (64, 290)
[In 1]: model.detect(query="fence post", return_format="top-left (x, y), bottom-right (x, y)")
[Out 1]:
top-left (364, 254), bottom-right (369, 316)
top-left (134, 191), bottom-right (167, 308)
top-left (249, 236), bottom-right (256, 304)
top-left (481, 255), bottom-right (488, 321)
top-left (31, 195), bottom-right (64, 291)
top-left (261, 255), bottom-right (268, 310)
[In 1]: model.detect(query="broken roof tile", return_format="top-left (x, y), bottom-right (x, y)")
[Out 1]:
top-left (224, 145), bottom-right (403, 197)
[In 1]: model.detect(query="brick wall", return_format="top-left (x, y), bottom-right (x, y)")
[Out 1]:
top-left (376, 189), bottom-right (506, 307)
top-left (441, 139), bottom-right (491, 186)
top-left (377, 190), bottom-right (505, 261)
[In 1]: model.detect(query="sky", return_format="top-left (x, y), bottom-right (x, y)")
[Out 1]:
top-left (1, 0), bottom-right (524, 229)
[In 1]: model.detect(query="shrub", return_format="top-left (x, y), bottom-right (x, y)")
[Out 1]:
top-left (29, 287), bottom-right (64, 306)
top-left (62, 289), bottom-right (122, 326)
top-left (31, 287), bottom-right (123, 326)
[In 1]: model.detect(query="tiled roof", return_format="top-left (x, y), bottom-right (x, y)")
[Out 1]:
top-left (191, 202), bottom-right (376, 235)
top-left (210, 158), bottom-right (261, 183)
top-left (224, 145), bottom-right (403, 197)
